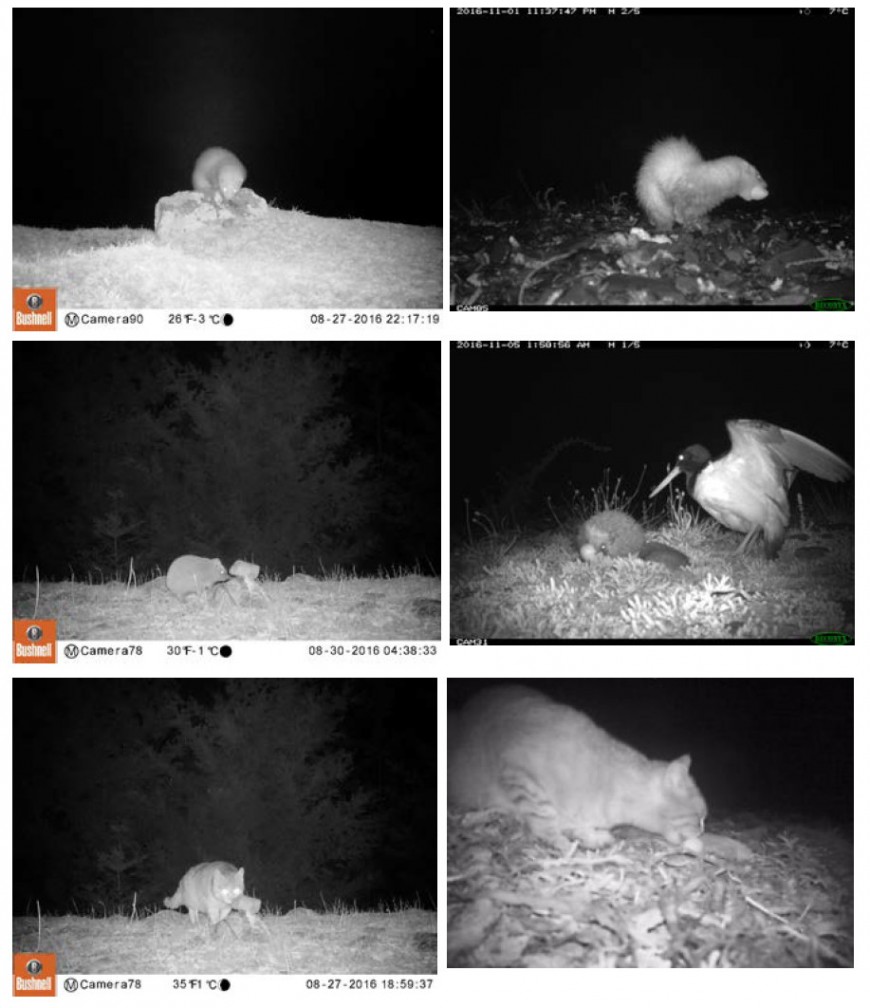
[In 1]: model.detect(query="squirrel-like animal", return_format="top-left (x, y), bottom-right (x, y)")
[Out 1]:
top-left (635, 137), bottom-right (767, 231)
top-left (192, 147), bottom-right (247, 204)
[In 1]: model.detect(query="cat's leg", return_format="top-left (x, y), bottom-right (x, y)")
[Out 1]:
top-left (524, 817), bottom-right (571, 850)
top-left (499, 765), bottom-right (566, 848)
top-left (188, 908), bottom-right (199, 925)
top-left (210, 903), bottom-right (235, 927)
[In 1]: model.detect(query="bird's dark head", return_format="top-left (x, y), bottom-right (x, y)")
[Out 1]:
top-left (675, 444), bottom-right (712, 475)
top-left (649, 443), bottom-right (711, 498)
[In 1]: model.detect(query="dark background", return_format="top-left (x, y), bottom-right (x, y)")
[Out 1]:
top-left (14, 341), bottom-right (440, 580)
top-left (451, 8), bottom-right (854, 217)
top-left (13, 8), bottom-right (441, 228)
top-left (450, 341), bottom-right (854, 531)
top-left (14, 678), bottom-right (436, 915)
top-left (448, 679), bottom-right (853, 827)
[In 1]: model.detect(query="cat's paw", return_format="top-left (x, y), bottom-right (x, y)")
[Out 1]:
top-left (572, 826), bottom-right (615, 849)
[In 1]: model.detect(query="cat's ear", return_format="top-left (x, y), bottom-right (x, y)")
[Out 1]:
top-left (665, 755), bottom-right (693, 788)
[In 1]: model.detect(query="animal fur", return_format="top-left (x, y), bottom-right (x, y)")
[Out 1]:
top-left (577, 509), bottom-right (689, 568)
top-left (635, 136), bottom-right (768, 230)
top-left (192, 147), bottom-right (247, 203)
top-left (448, 686), bottom-right (707, 849)
top-left (227, 559), bottom-right (269, 605)
top-left (166, 555), bottom-right (229, 600)
top-left (578, 509), bottom-right (646, 558)
top-left (230, 893), bottom-right (264, 928)
top-left (164, 861), bottom-right (245, 926)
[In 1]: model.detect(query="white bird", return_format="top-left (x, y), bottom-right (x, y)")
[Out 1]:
top-left (649, 419), bottom-right (853, 559)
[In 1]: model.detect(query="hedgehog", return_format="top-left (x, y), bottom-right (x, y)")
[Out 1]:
top-left (192, 147), bottom-right (247, 204)
top-left (166, 555), bottom-right (229, 600)
top-left (577, 509), bottom-right (689, 570)
top-left (578, 509), bottom-right (646, 559)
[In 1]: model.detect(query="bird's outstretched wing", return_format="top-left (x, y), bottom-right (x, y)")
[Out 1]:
top-left (727, 420), bottom-right (852, 483)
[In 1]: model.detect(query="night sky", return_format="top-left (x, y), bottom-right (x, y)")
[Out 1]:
top-left (450, 341), bottom-right (854, 530)
top-left (13, 678), bottom-right (436, 915)
top-left (13, 341), bottom-right (440, 579)
top-left (451, 8), bottom-right (854, 217)
top-left (13, 8), bottom-right (441, 229)
top-left (448, 679), bottom-right (853, 827)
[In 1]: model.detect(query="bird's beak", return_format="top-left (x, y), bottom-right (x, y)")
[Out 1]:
top-left (649, 466), bottom-right (682, 498)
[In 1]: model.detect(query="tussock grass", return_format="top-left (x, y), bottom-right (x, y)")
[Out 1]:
top-left (451, 470), bottom-right (854, 641)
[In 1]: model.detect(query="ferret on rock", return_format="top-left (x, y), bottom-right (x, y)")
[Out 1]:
top-left (192, 147), bottom-right (247, 204)
top-left (635, 137), bottom-right (767, 231)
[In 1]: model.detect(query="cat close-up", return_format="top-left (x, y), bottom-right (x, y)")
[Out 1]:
top-left (448, 685), bottom-right (707, 851)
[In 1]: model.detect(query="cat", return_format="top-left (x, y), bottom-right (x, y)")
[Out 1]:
top-left (164, 861), bottom-right (246, 926)
top-left (448, 686), bottom-right (707, 849)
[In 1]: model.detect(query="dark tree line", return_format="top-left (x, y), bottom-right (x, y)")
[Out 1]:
top-left (13, 342), bottom-right (440, 580)
top-left (13, 679), bottom-right (436, 914)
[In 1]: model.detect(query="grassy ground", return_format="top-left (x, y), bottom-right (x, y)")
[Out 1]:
top-left (451, 488), bottom-right (853, 641)
top-left (13, 209), bottom-right (442, 309)
top-left (13, 569), bottom-right (441, 641)
top-left (13, 904), bottom-right (436, 974)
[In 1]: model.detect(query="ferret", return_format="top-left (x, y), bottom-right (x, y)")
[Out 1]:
top-left (635, 136), bottom-right (767, 230)
top-left (166, 555), bottom-right (229, 599)
top-left (228, 559), bottom-right (268, 603)
top-left (192, 147), bottom-right (247, 203)
top-left (229, 559), bottom-right (260, 581)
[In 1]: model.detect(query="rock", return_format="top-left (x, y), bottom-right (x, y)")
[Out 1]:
top-left (154, 187), bottom-right (269, 241)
